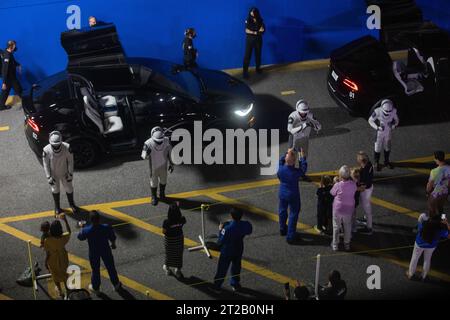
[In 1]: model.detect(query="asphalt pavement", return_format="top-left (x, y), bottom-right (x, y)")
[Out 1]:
top-left (0, 62), bottom-right (449, 300)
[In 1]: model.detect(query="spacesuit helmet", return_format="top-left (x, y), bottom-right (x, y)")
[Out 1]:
top-left (49, 131), bottom-right (63, 152)
top-left (381, 99), bottom-right (394, 117)
top-left (151, 127), bottom-right (165, 144)
top-left (296, 100), bottom-right (309, 120)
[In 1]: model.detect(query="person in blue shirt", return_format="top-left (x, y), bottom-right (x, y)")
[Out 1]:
top-left (213, 208), bottom-right (252, 292)
top-left (78, 210), bottom-right (122, 294)
top-left (407, 202), bottom-right (450, 281)
top-left (277, 148), bottom-right (308, 244)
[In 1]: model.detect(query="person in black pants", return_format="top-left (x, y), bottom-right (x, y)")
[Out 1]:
top-left (0, 40), bottom-right (22, 110)
top-left (183, 28), bottom-right (198, 69)
top-left (242, 7), bottom-right (265, 79)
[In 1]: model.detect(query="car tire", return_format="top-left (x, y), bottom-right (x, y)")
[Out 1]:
top-left (69, 139), bottom-right (100, 169)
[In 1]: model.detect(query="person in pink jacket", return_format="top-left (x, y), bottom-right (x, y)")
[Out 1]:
top-left (331, 165), bottom-right (357, 252)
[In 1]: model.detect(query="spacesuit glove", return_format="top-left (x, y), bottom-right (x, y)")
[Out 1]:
top-left (66, 173), bottom-right (73, 182)
top-left (141, 151), bottom-right (147, 160)
top-left (377, 125), bottom-right (384, 131)
top-left (48, 177), bottom-right (55, 185)
top-left (168, 165), bottom-right (174, 173)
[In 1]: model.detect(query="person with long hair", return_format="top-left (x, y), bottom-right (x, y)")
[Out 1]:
top-left (162, 203), bottom-right (186, 278)
top-left (43, 214), bottom-right (71, 299)
top-left (407, 200), bottom-right (450, 281)
top-left (355, 151), bottom-right (375, 235)
top-left (242, 7), bottom-right (265, 79)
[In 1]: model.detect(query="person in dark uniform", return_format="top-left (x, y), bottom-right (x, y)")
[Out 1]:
top-left (242, 7), bottom-right (265, 79)
top-left (182, 28), bottom-right (198, 69)
top-left (213, 208), bottom-right (252, 292)
top-left (0, 40), bottom-right (22, 110)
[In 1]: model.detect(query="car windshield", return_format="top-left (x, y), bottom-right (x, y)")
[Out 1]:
top-left (136, 64), bottom-right (201, 101)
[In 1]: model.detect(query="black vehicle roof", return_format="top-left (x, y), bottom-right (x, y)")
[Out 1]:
top-left (330, 36), bottom-right (385, 61)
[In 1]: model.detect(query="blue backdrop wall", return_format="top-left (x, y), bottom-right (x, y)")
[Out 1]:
top-left (0, 0), bottom-right (449, 89)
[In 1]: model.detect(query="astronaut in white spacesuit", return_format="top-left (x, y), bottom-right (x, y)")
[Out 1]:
top-left (368, 99), bottom-right (399, 171)
top-left (287, 99), bottom-right (322, 171)
top-left (43, 131), bottom-right (79, 216)
top-left (141, 127), bottom-right (174, 206)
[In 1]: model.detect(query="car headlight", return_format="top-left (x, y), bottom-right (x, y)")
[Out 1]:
top-left (234, 103), bottom-right (253, 117)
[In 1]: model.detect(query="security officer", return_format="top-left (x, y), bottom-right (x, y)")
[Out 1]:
top-left (368, 99), bottom-right (399, 171)
top-left (277, 148), bottom-right (308, 244)
top-left (43, 131), bottom-right (79, 217)
top-left (141, 127), bottom-right (174, 206)
top-left (242, 7), bottom-right (265, 79)
top-left (287, 99), bottom-right (321, 168)
top-left (0, 40), bottom-right (22, 110)
top-left (182, 28), bottom-right (198, 69)
top-left (214, 208), bottom-right (252, 292)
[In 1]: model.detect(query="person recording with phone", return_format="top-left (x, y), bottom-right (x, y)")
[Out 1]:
top-left (242, 7), bottom-right (265, 79)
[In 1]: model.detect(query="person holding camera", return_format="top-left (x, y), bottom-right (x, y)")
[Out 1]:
top-left (406, 200), bottom-right (450, 281)
top-left (78, 211), bottom-right (122, 294)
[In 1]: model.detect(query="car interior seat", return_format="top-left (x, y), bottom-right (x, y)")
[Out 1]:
top-left (99, 95), bottom-right (124, 134)
top-left (80, 87), bottom-right (124, 135)
top-left (80, 87), bottom-right (105, 133)
top-left (393, 61), bottom-right (424, 96)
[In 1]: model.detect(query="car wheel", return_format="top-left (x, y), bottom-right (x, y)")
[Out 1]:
top-left (70, 139), bottom-right (99, 169)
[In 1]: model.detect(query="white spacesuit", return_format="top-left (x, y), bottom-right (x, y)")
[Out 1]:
top-left (43, 131), bottom-right (79, 216)
top-left (287, 99), bottom-right (322, 159)
top-left (368, 99), bottom-right (399, 171)
top-left (141, 127), bottom-right (174, 206)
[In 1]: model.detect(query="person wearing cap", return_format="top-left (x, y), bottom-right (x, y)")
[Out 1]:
top-left (368, 99), bottom-right (399, 171)
top-left (0, 40), bottom-right (22, 110)
top-left (141, 127), bottom-right (174, 206)
top-left (287, 99), bottom-right (321, 172)
top-left (277, 148), bottom-right (308, 244)
top-left (43, 131), bottom-right (79, 216)
top-left (183, 28), bottom-right (198, 69)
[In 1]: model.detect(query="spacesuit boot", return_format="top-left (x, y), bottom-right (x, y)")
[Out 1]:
top-left (151, 187), bottom-right (158, 206)
top-left (67, 192), bottom-right (80, 214)
top-left (52, 193), bottom-right (64, 217)
top-left (384, 151), bottom-right (394, 169)
top-left (374, 152), bottom-right (382, 172)
top-left (159, 184), bottom-right (166, 200)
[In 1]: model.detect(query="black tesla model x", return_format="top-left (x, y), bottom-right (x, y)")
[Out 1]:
top-left (327, 24), bottom-right (450, 117)
top-left (23, 24), bottom-right (256, 168)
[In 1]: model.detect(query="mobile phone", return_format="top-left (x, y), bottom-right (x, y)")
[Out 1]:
top-left (441, 214), bottom-right (446, 220)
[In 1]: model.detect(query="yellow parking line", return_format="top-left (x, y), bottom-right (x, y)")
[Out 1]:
top-left (281, 90), bottom-right (296, 96)
top-left (371, 197), bottom-right (421, 219)
top-left (0, 223), bottom-right (173, 300)
top-left (0, 293), bottom-right (12, 300)
top-left (0, 126), bottom-right (9, 132)
top-left (209, 194), bottom-right (450, 282)
top-left (100, 207), bottom-right (298, 286)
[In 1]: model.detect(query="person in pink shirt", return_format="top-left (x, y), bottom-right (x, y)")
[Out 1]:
top-left (331, 165), bottom-right (357, 252)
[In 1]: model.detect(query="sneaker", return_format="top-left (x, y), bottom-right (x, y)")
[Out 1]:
top-left (331, 245), bottom-right (338, 252)
top-left (313, 225), bottom-right (323, 234)
top-left (88, 284), bottom-right (100, 295)
top-left (174, 269), bottom-right (184, 279)
top-left (231, 283), bottom-right (242, 292)
top-left (359, 227), bottom-right (373, 235)
top-left (163, 265), bottom-right (173, 276)
top-left (113, 282), bottom-right (122, 292)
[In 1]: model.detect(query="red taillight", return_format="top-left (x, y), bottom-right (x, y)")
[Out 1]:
top-left (343, 78), bottom-right (359, 91)
top-left (27, 118), bottom-right (40, 133)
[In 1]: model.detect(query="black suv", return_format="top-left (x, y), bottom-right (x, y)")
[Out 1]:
top-left (23, 24), bottom-right (256, 168)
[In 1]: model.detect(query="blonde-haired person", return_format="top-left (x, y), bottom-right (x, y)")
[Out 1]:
top-left (330, 166), bottom-right (357, 251)
top-left (356, 151), bottom-right (375, 235)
